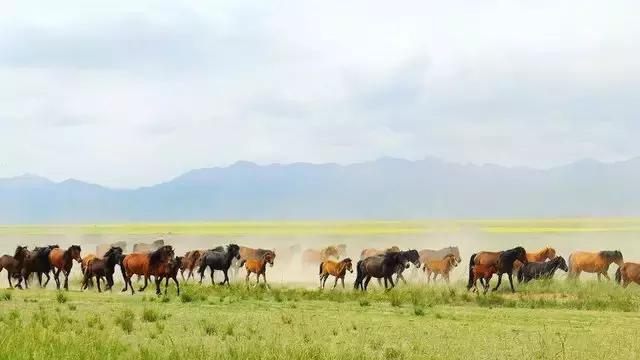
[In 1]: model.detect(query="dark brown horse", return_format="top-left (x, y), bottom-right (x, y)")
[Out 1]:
top-left (466, 247), bottom-right (527, 293)
top-left (180, 250), bottom-right (204, 282)
top-left (568, 250), bottom-right (623, 280)
top-left (0, 246), bottom-right (29, 288)
top-left (360, 246), bottom-right (400, 260)
top-left (20, 245), bottom-right (58, 289)
top-left (81, 247), bottom-right (123, 292)
top-left (121, 245), bottom-right (174, 294)
top-left (49, 245), bottom-right (82, 290)
top-left (155, 256), bottom-right (182, 296)
top-left (354, 251), bottom-right (410, 291)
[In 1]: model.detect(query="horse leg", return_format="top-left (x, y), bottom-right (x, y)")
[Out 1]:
top-left (363, 276), bottom-right (371, 291)
top-left (7, 271), bottom-right (13, 289)
top-left (245, 270), bottom-right (251, 284)
top-left (53, 268), bottom-right (61, 290)
top-left (262, 272), bottom-right (267, 286)
top-left (445, 273), bottom-right (450, 284)
top-left (491, 274), bottom-right (503, 291)
top-left (388, 276), bottom-right (395, 289)
top-left (341, 276), bottom-right (345, 289)
top-left (210, 267), bottom-right (215, 285)
top-left (96, 276), bottom-right (102, 293)
top-left (128, 276), bottom-right (135, 295)
top-left (173, 276), bottom-right (180, 296)
top-left (597, 273), bottom-right (602, 282)
top-left (602, 272), bottom-right (611, 281)
top-left (155, 277), bottom-right (162, 295)
top-left (397, 273), bottom-right (406, 285)
top-left (433, 273), bottom-right (438, 283)
top-left (383, 277), bottom-right (388, 289)
top-left (221, 270), bottom-right (229, 286)
top-left (63, 271), bottom-right (70, 291)
top-left (508, 273), bottom-right (515, 293)
top-left (139, 275), bottom-right (149, 292)
top-left (332, 276), bottom-right (339, 289)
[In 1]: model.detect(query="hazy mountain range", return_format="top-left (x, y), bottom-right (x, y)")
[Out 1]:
top-left (1, 157), bottom-right (639, 223)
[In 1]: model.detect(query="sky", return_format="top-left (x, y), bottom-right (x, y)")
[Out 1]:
top-left (1, 0), bottom-right (639, 188)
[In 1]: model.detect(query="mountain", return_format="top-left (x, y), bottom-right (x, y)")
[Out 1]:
top-left (1, 157), bottom-right (640, 223)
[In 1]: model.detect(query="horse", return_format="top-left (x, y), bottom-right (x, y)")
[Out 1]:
top-left (386, 249), bottom-right (421, 284)
top-left (360, 246), bottom-right (400, 260)
top-left (319, 258), bottom-right (353, 289)
top-left (121, 245), bottom-right (175, 294)
top-left (423, 254), bottom-right (458, 284)
top-left (513, 246), bottom-right (557, 272)
top-left (132, 239), bottom-right (165, 253)
top-left (568, 250), bottom-right (623, 280)
top-left (96, 241), bottom-right (127, 257)
top-left (466, 247), bottom-right (527, 293)
top-left (302, 246), bottom-right (340, 265)
top-left (198, 244), bottom-right (241, 286)
top-left (155, 256), bottom-right (182, 296)
top-left (244, 252), bottom-right (275, 286)
top-left (180, 250), bottom-right (204, 282)
top-left (81, 254), bottom-right (99, 288)
top-left (235, 246), bottom-right (277, 273)
top-left (419, 247), bottom-right (462, 265)
top-left (336, 244), bottom-right (348, 258)
top-left (517, 256), bottom-right (568, 283)
top-left (470, 264), bottom-right (498, 294)
top-left (49, 245), bottom-right (82, 290)
top-left (354, 251), bottom-right (410, 291)
top-left (0, 246), bottom-right (29, 288)
top-left (81, 247), bottom-right (123, 292)
top-left (20, 245), bottom-right (58, 289)
top-left (616, 262), bottom-right (640, 288)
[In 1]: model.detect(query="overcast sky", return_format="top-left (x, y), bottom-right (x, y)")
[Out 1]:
top-left (1, 1), bottom-right (639, 188)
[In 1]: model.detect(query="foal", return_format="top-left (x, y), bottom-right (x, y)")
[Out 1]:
top-left (244, 252), bottom-right (275, 285)
top-left (423, 254), bottom-right (458, 284)
top-left (319, 258), bottom-right (353, 289)
top-left (471, 264), bottom-right (498, 294)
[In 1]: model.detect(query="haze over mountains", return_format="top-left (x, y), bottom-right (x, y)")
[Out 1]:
top-left (1, 157), bottom-right (639, 223)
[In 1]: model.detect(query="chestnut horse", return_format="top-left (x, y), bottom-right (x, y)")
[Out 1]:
top-left (81, 247), bottom-right (123, 292)
top-left (49, 245), bottom-right (82, 290)
top-left (466, 247), bottom-right (527, 293)
top-left (513, 246), bottom-right (557, 272)
top-left (180, 250), bottom-right (204, 282)
top-left (568, 250), bottom-right (623, 280)
top-left (319, 258), bottom-right (353, 289)
top-left (121, 245), bottom-right (174, 294)
top-left (423, 254), bottom-right (458, 284)
top-left (244, 252), bottom-right (275, 285)
top-left (81, 254), bottom-right (99, 288)
top-left (302, 246), bottom-right (340, 265)
top-left (419, 247), bottom-right (462, 265)
top-left (0, 246), bottom-right (29, 288)
top-left (360, 246), bottom-right (400, 260)
top-left (470, 264), bottom-right (498, 294)
top-left (237, 247), bottom-right (276, 272)
top-left (616, 262), bottom-right (640, 288)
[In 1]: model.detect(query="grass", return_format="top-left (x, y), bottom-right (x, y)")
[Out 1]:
top-left (0, 281), bottom-right (638, 359)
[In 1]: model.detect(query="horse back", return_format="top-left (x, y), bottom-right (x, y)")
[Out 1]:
top-left (123, 253), bottom-right (149, 275)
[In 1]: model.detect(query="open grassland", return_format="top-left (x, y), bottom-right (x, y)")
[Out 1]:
top-left (1, 281), bottom-right (640, 360)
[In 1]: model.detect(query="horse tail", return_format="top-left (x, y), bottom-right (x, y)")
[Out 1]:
top-left (466, 253), bottom-right (477, 290)
top-left (319, 262), bottom-right (324, 276)
top-left (615, 266), bottom-right (622, 285)
top-left (354, 260), bottom-right (363, 289)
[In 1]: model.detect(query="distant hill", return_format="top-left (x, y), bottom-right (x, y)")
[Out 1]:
top-left (1, 157), bottom-right (640, 223)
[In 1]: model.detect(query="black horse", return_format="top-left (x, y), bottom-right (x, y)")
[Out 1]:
top-left (354, 251), bottom-right (410, 291)
top-left (198, 244), bottom-right (241, 285)
top-left (373, 249), bottom-right (421, 285)
top-left (81, 246), bottom-right (123, 292)
top-left (20, 245), bottom-right (58, 289)
top-left (517, 256), bottom-right (568, 283)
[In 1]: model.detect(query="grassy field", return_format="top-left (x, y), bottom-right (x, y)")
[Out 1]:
top-left (0, 280), bottom-right (639, 360)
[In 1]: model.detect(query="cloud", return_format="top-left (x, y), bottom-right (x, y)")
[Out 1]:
top-left (0, 0), bottom-right (639, 187)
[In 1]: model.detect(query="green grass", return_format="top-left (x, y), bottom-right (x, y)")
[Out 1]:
top-left (0, 281), bottom-right (639, 359)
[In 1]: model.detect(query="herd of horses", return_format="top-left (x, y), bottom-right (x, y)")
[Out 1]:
top-left (1, 240), bottom-right (639, 295)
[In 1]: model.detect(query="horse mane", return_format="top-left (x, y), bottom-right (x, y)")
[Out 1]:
top-left (14, 246), bottom-right (26, 258)
top-left (149, 245), bottom-right (172, 267)
top-left (341, 257), bottom-right (352, 264)
top-left (210, 246), bottom-right (225, 252)
top-left (599, 250), bottom-right (623, 262)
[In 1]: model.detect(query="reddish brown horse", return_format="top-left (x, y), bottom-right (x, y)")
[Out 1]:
top-left (81, 247), bottom-right (123, 292)
top-left (49, 245), bottom-right (82, 291)
top-left (616, 262), bottom-right (640, 288)
top-left (319, 258), bottom-right (353, 289)
top-left (155, 256), bottom-right (182, 296)
top-left (466, 247), bottom-right (527, 293)
top-left (513, 246), bottom-right (557, 272)
top-left (0, 246), bottom-right (29, 288)
top-left (121, 245), bottom-right (174, 294)
top-left (568, 250), bottom-right (623, 280)
top-left (470, 264), bottom-right (498, 294)
top-left (244, 252), bottom-right (275, 285)
top-left (360, 246), bottom-right (400, 260)
top-left (302, 246), bottom-right (340, 265)
top-left (423, 254), bottom-right (458, 284)
top-left (180, 250), bottom-right (204, 282)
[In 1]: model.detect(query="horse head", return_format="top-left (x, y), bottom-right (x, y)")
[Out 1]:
top-left (513, 246), bottom-right (528, 264)
top-left (69, 245), bottom-right (83, 263)
top-left (555, 256), bottom-right (568, 272)
top-left (14, 245), bottom-right (28, 261)
top-left (228, 244), bottom-right (241, 260)
top-left (404, 250), bottom-right (421, 268)
top-left (446, 254), bottom-right (458, 268)
top-left (264, 252), bottom-right (275, 267)
top-left (450, 246), bottom-right (462, 264)
top-left (544, 246), bottom-right (557, 260)
top-left (342, 258), bottom-right (354, 273)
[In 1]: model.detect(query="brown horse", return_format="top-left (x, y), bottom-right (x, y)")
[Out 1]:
top-left (244, 252), bottom-right (275, 285)
top-left (419, 247), bottom-right (462, 265)
top-left (81, 247), bottom-right (123, 292)
top-left (616, 262), bottom-right (640, 288)
top-left (239, 247), bottom-right (276, 264)
top-left (360, 246), bottom-right (400, 260)
top-left (81, 254), bottom-right (99, 288)
top-left (423, 254), bottom-right (458, 284)
top-left (48, 245), bottom-right (82, 290)
top-left (302, 246), bottom-right (340, 265)
top-left (471, 264), bottom-right (498, 294)
top-left (155, 256), bottom-right (182, 295)
top-left (568, 250), bottom-right (623, 280)
top-left (121, 245), bottom-right (174, 294)
top-left (513, 246), bottom-right (557, 272)
top-left (0, 246), bottom-right (29, 288)
top-left (466, 247), bottom-right (527, 293)
top-left (319, 258), bottom-right (353, 289)
top-left (180, 250), bottom-right (204, 282)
